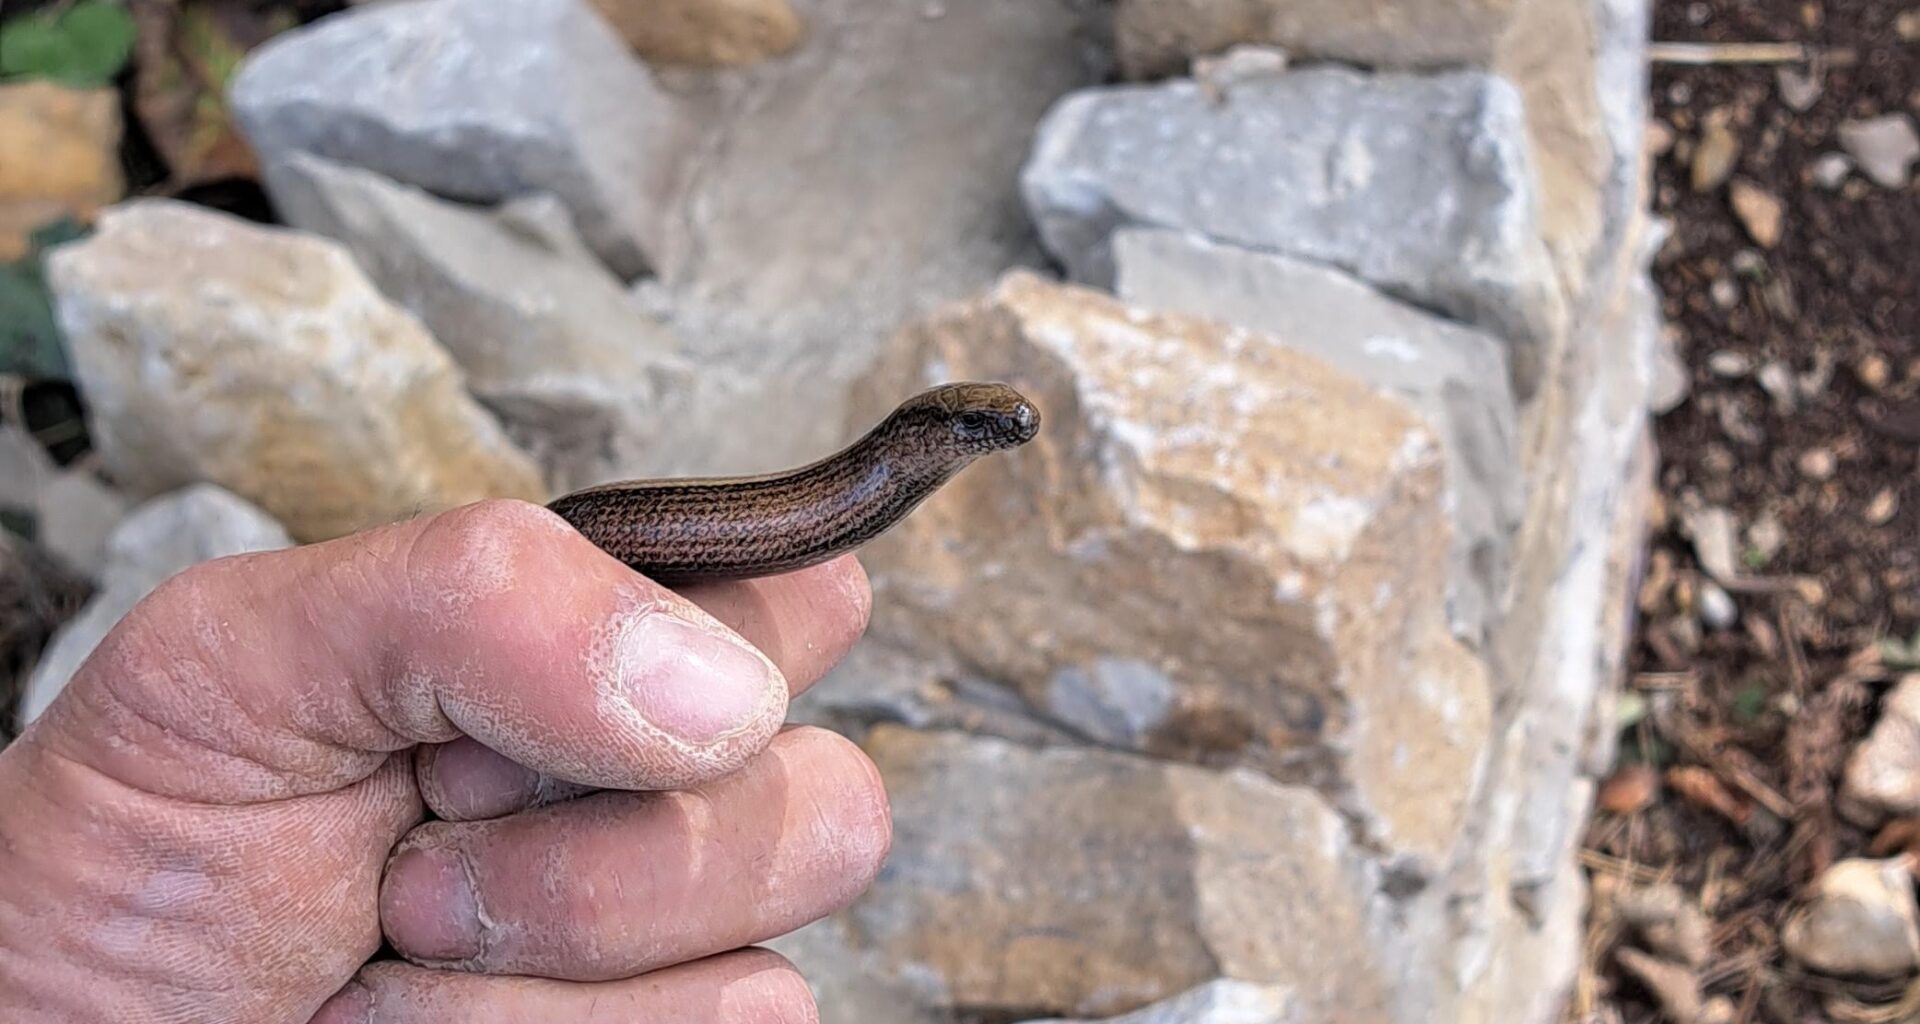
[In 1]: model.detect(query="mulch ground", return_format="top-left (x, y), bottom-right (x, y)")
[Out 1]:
top-left (1575, 0), bottom-right (1920, 1021)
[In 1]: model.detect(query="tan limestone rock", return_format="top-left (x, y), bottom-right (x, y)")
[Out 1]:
top-left (1113, 0), bottom-right (1519, 79)
top-left (0, 82), bottom-right (123, 260)
top-left (852, 271), bottom-right (1492, 865)
top-left (587, 0), bottom-right (803, 67)
top-left (45, 200), bottom-right (548, 542)
top-left (1843, 676), bottom-right (1920, 820)
top-left (845, 726), bottom-right (1389, 1021)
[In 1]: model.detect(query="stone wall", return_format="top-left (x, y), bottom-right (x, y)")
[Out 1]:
top-left (26, 0), bottom-right (1660, 1020)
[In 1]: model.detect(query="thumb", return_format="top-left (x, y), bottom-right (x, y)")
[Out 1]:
top-left (26, 499), bottom-right (789, 805)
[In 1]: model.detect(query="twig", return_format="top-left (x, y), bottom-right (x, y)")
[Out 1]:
top-left (1581, 848), bottom-right (1668, 884)
top-left (1648, 41), bottom-right (1854, 65)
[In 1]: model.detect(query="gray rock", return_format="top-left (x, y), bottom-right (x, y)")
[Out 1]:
top-left (790, 639), bottom-right (1077, 748)
top-left (1112, 227), bottom-right (1522, 645)
top-left (1697, 581), bottom-right (1738, 630)
top-left (1812, 152), bottom-right (1855, 190)
top-left (839, 727), bottom-right (1389, 1021)
top-left (230, 0), bottom-right (692, 279)
top-left (1838, 114), bottom-right (1920, 189)
top-left (1781, 858), bottom-right (1920, 978)
top-left (262, 152), bottom-right (691, 491)
top-left (0, 428), bottom-right (52, 516)
top-left (34, 469), bottom-right (130, 580)
top-left (1020, 980), bottom-right (1297, 1024)
top-left (17, 484), bottom-right (292, 729)
top-left (626, 0), bottom-right (1105, 477)
top-left (1020, 65), bottom-right (1566, 397)
top-left (0, 430), bottom-right (130, 581)
top-left (1842, 675), bottom-right (1920, 820)
top-left (764, 917), bottom-right (949, 1024)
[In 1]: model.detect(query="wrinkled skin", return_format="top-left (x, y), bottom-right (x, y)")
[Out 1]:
top-left (0, 499), bottom-right (890, 1023)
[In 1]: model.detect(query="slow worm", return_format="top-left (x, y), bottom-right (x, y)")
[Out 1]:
top-left (548, 382), bottom-right (1040, 584)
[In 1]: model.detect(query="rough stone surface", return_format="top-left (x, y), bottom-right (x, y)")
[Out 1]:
top-left (1842, 675), bottom-right (1920, 820)
top-left (765, 917), bottom-right (948, 1024)
top-left (45, 200), bottom-right (548, 542)
top-left (842, 727), bottom-right (1386, 1021)
top-left (17, 484), bottom-right (292, 730)
top-left (1113, 0), bottom-right (1518, 79)
top-left (790, 639), bottom-right (1079, 748)
top-left (34, 470), bottom-right (130, 581)
top-left (0, 82), bottom-right (123, 261)
top-left (262, 152), bottom-right (692, 491)
top-left (586, 0), bottom-right (803, 67)
top-left (0, 429), bottom-right (125, 579)
top-left (1780, 858), bottom-right (1920, 979)
top-left (1021, 980), bottom-right (1299, 1024)
top-left (1112, 227), bottom-right (1522, 644)
top-left (1111, 0), bottom-right (1625, 300)
top-left (230, 0), bottom-right (693, 279)
top-left (626, 0), bottom-right (1105, 477)
top-left (853, 271), bottom-right (1493, 868)
top-left (1021, 65), bottom-right (1565, 395)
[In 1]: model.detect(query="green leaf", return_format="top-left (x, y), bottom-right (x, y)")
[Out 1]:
top-left (1, 0), bottom-right (137, 87)
top-left (0, 218), bottom-right (88, 382)
top-left (1616, 691), bottom-right (1650, 731)
top-left (1732, 681), bottom-right (1770, 723)
top-left (1884, 629), bottom-right (1920, 670)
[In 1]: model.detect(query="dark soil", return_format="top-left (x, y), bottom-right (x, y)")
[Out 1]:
top-left (1578, 0), bottom-right (1919, 1022)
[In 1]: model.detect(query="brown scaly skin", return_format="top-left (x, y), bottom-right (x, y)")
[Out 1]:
top-left (548, 382), bottom-right (1041, 584)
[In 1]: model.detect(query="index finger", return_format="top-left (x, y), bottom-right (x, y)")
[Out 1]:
top-left (414, 556), bottom-right (873, 821)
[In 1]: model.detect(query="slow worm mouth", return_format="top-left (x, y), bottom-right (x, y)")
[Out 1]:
top-left (1012, 401), bottom-right (1041, 443)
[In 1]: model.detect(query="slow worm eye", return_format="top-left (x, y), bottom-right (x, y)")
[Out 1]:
top-left (957, 411), bottom-right (988, 432)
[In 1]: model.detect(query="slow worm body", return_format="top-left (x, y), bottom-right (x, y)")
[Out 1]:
top-left (548, 382), bottom-right (1040, 584)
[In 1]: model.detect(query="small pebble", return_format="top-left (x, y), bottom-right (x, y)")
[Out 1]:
top-left (1812, 152), bottom-right (1854, 190)
top-left (1699, 581), bottom-right (1738, 629)
top-left (1858, 353), bottom-right (1892, 390)
top-left (1730, 249), bottom-right (1767, 277)
top-left (1692, 118), bottom-right (1741, 191)
top-left (1708, 350), bottom-right (1754, 377)
top-left (1839, 114), bottom-right (1920, 189)
top-left (1867, 489), bottom-right (1899, 526)
top-left (1747, 513), bottom-right (1786, 563)
top-left (1647, 119), bottom-right (1676, 156)
top-left (1777, 64), bottom-right (1823, 112)
top-left (1799, 448), bottom-right (1837, 480)
top-left (1758, 361), bottom-right (1797, 413)
top-left (1900, 10), bottom-right (1920, 41)
top-left (1710, 276), bottom-right (1740, 309)
top-left (1682, 504), bottom-right (1741, 582)
top-left (1730, 179), bottom-right (1785, 248)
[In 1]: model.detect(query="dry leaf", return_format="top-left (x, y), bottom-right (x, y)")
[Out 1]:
top-left (129, 0), bottom-right (297, 189)
top-left (1600, 763), bottom-right (1662, 815)
top-left (1667, 765), bottom-right (1754, 826)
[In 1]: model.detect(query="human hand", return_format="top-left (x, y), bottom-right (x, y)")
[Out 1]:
top-left (0, 499), bottom-right (888, 1023)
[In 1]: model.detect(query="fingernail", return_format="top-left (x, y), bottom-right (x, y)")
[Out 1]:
top-left (622, 611), bottom-right (782, 745)
top-left (381, 845), bottom-right (483, 961)
top-left (422, 739), bottom-right (540, 819)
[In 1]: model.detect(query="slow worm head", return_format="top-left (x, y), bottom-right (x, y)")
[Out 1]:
top-left (548, 382), bottom-right (1040, 584)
